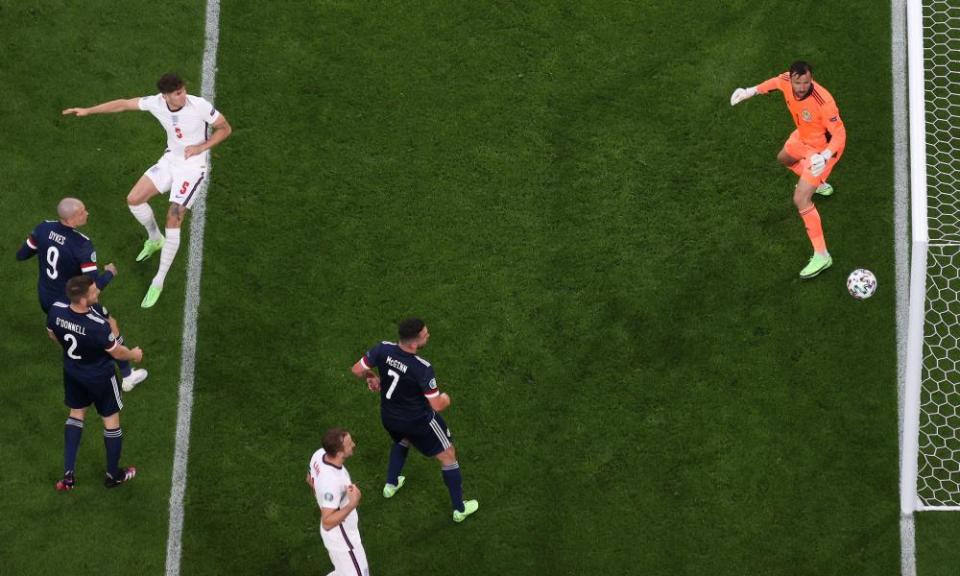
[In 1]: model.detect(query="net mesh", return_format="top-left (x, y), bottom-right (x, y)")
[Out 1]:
top-left (925, 2), bottom-right (960, 244)
top-left (919, 247), bottom-right (960, 506)
top-left (917, 2), bottom-right (960, 507)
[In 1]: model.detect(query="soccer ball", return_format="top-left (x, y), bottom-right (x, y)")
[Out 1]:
top-left (846, 269), bottom-right (877, 300)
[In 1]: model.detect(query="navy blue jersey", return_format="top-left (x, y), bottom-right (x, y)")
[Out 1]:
top-left (362, 341), bottom-right (439, 423)
top-left (47, 302), bottom-right (118, 382)
top-left (19, 220), bottom-right (111, 310)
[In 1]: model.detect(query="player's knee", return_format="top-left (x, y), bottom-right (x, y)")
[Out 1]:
top-left (128, 176), bottom-right (159, 205)
top-left (793, 188), bottom-right (813, 209)
top-left (166, 205), bottom-right (186, 227)
top-left (436, 446), bottom-right (456, 465)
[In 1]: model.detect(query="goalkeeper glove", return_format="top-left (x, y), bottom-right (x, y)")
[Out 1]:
top-left (809, 149), bottom-right (833, 177)
top-left (730, 86), bottom-right (758, 106)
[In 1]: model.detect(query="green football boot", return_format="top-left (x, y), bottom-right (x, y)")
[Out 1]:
top-left (383, 476), bottom-right (405, 498)
top-left (141, 285), bottom-right (163, 308)
top-left (136, 237), bottom-right (165, 262)
top-left (799, 253), bottom-right (832, 279)
top-left (452, 499), bottom-right (479, 523)
top-left (815, 183), bottom-right (834, 197)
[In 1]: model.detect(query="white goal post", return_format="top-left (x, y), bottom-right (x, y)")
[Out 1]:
top-left (901, 0), bottom-right (960, 521)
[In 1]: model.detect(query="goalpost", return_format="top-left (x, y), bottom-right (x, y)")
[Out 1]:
top-left (901, 0), bottom-right (960, 562)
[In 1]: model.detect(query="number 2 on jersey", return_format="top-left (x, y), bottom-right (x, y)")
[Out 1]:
top-left (385, 369), bottom-right (400, 400)
top-left (63, 333), bottom-right (82, 360)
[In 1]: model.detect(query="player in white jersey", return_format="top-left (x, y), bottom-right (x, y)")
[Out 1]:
top-left (307, 428), bottom-right (370, 576)
top-left (62, 73), bottom-right (232, 308)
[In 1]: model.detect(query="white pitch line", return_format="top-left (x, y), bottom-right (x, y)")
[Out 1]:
top-left (164, 1), bottom-right (221, 575)
top-left (891, 0), bottom-right (915, 574)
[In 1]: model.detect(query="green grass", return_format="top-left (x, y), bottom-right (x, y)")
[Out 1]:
top-left (0, 1), bottom-right (204, 573)
top-left (2, 0), bottom-right (958, 574)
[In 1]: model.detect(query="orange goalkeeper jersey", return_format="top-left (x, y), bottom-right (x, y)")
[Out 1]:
top-left (756, 72), bottom-right (846, 155)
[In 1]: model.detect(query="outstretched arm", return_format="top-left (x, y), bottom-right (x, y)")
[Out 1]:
top-left (731, 74), bottom-right (784, 106)
top-left (62, 98), bottom-right (140, 117)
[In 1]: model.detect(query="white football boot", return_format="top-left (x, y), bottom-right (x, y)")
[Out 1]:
top-left (122, 368), bottom-right (149, 392)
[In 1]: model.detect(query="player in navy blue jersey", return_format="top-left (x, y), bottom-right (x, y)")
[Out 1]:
top-left (17, 198), bottom-right (148, 391)
top-left (47, 275), bottom-right (143, 490)
top-left (352, 317), bottom-right (479, 523)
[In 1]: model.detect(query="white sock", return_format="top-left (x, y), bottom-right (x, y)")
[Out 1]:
top-left (152, 227), bottom-right (181, 288)
top-left (129, 204), bottom-right (163, 241)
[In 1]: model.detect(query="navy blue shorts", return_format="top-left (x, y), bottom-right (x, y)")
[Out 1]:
top-left (64, 370), bottom-right (123, 417)
top-left (382, 413), bottom-right (453, 457)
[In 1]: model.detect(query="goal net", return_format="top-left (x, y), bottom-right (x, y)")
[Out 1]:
top-left (917, 247), bottom-right (960, 507)
top-left (903, 0), bottom-right (960, 513)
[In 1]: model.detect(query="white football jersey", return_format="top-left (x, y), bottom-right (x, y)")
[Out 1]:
top-left (138, 93), bottom-right (220, 166)
top-left (309, 449), bottom-right (362, 552)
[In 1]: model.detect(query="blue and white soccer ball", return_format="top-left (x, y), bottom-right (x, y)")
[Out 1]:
top-left (846, 269), bottom-right (877, 300)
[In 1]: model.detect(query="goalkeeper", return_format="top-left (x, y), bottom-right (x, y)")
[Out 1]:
top-left (730, 60), bottom-right (846, 279)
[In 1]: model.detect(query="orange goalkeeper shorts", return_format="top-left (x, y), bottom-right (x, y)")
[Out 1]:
top-left (783, 130), bottom-right (844, 186)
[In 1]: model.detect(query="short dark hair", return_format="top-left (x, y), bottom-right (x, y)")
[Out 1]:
top-left (398, 317), bottom-right (426, 342)
top-left (157, 73), bottom-right (185, 94)
top-left (322, 428), bottom-right (349, 456)
top-left (66, 275), bottom-right (94, 303)
top-left (789, 60), bottom-right (813, 78)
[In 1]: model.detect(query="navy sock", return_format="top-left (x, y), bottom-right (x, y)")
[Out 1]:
top-left (64, 417), bottom-right (84, 474)
top-left (103, 427), bottom-right (123, 476)
top-left (387, 441), bottom-right (409, 485)
top-left (116, 360), bottom-right (132, 378)
top-left (115, 335), bottom-right (132, 377)
top-left (442, 462), bottom-right (464, 512)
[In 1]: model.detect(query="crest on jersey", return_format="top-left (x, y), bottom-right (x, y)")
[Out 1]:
top-left (324, 492), bottom-right (334, 502)
top-left (801, 110), bottom-right (812, 122)
top-left (108, 333), bottom-right (116, 342)
top-left (90, 251), bottom-right (97, 263)
top-left (428, 378), bottom-right (437, 390)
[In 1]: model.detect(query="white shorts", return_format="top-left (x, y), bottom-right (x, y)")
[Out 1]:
top-left (144, 152), bottom-right (206, 209)
top-left (326, 544), bottom-right (369, 576)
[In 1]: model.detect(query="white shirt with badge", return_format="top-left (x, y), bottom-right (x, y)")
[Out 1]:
top-left (309, 449), bottom-right (362, 552)
top-left (138, 93), bottom-right (220, 167)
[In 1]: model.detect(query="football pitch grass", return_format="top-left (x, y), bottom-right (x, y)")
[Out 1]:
top-left (1, 1), bottom-right (959, 574)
